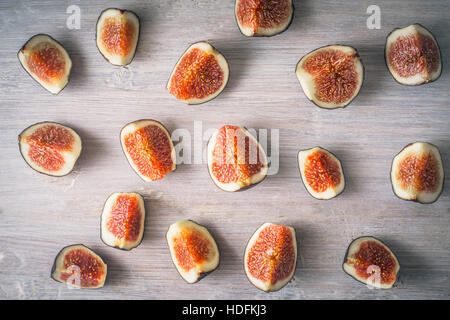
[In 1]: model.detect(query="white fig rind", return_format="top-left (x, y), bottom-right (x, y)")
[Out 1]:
top-left (235, 0), bottom-right (294, 37)
top-left (166, 220), bottom-right (219, 284)
top-left (101, 192), bottom-right (146, 250)
top-left (343, 237), bottom-right (400, 289)
top-left (96, 8), bottom-right (140, 66)
top-left (295, 45), bottom-right (364, 109)
top-left (298, 147), bottom-right (345, 200)
top-left (19, 122), bottom-right (82, 177)
top-left (167, 42), bottom-right (229, 105)
top-left (120, 119), bottom-right (176, 182)
top-left (391, 142), bottom-right (444, 204)
top-left (18, 34), bottom-right (72, 94)
top-left (244, 223), bottom-right (297, 292)
top-left (207, 126), bottom-right (268, 192)
top-left (385, 24), bottom-right (441, 85)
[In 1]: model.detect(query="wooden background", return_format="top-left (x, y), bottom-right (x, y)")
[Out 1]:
top-left (0, 0), bottom-right (449, 300)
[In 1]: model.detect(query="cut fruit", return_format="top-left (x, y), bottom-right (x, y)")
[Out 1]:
top-left (207, 125), bottom-right (268, 192)
top-left (120, 120), bottom-right (176, 182)
top-left (51, 244), bottom-right (107, 289)
top-left (18, 122), bottom-right (82, 176)
top-left (166, 220), bottom-right (219, 284)
top-left (391, 142), bottom-right (444, 204)
top-left (167, 42), bottom-right (229, 104)
top-left (343, 237), bottom-right (400, 289)
top-left (298, 147), bottom-right (345, 200)
top-left (101, 192), bottom-right (145, 250)
top-left (235, 0), bottom-right (294, 37)
top-left (244, 223), bottom-right (297, 292)
top-left (295, 45), bottom-right (364, 109)
top-left (18, 34), bottom-right (72, 94)
top-left (385, 24), bottom-right (442, 85)
top-left (96, 8), bottom-right (140, 66)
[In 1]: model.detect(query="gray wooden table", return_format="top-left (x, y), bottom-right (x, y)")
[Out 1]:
top-left (0, 0), bottom-right (449, 300)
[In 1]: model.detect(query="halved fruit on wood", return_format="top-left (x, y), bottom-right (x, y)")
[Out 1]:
top-left (298, 147), bottom-right (345, 200)
top-left (385, 24), bottom-right (442, 85)
top-left (18, 34), bottom-right (72, 94)
top-left (120, 120), bottom-right (176, 182)
top-left (51, 244), bottom-right (107, 289)
top-left (18, 122), bottom-right (82, 176)
top-left (96, 8), bottom-right (140, 66)
top-left (167, 220), bottom-right (219, 284)
top-left (244, 223), bottom-right (297, 292)
top-left (207, 125), bottom-right (268, 192)
top-left (296, 45), bottom-right (364, 109)
top-left (167, 42), bottom-right (229, 104)
top-left (391, 142), bottom-right (444, 204)
top-left (235, 0), bottom-right (294, 37)
top-left (101, 192), bottom-right (145, 250)
top-left (343, 237), bottom-right (400, 289)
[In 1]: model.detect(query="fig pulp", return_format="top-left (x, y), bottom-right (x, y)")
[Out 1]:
top-left (18, 34), bottom-right (72, 94)
top-left (96, 8), bottom-right (140, 66)
top-left (18, 122), bottom-right (82, 176)
top-left (235, 0), bottom-right (294, 37)
top-left (101, 192), bottom-right (146, 250)
top-left (298, 147), bottom-right (345, 200)
top-left (385, 24), bottom-right (442, 85)
top-left (167, 42), bottom-right (229, 104)
top-left (51, 244), bottom-right (107, 289)
top-left (120, 120), bottom-right (176, 182)
top-left (167, 220), bottom-right (219, 284)
top-left (343, 237), bottom-right (400, 289)
top-left (296, 45), bottom-right (364, 109)
top-left (391, 142), bottom-right (444, 204)
top-left (207, 125), bottom-right (268, 192)
top-left (244, 223), bottom-right (297, 292)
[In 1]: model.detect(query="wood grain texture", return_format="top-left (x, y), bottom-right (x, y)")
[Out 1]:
top-left (0, 0), bottom-right (449, 300)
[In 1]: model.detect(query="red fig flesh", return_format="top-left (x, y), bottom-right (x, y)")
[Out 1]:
top-left (167, 220), bottom-right (219, 284)
top-left (18, 34), bottom-right (72, 94)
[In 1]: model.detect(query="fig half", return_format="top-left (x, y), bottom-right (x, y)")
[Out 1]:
top-left (207, 125), bottom-right (268, 192)
top-left (51, 244), bottom-right (107, 289)
top-left (101, 192), bottom-right (145, 250)
top-left (385, 24), bottom-right (442, 85)
top-left (296, 45), bottom-right (364, 109)
top-left (166, 220), bottom-right (219, 284)
top-left (96, 8), bottom-right (140, 66)
top-left (235, 0), bottom-right (294, 37)
top-left (391, 142), bottom-right (444, 204)
top-left (343, 237), bottom-right (400, 289)
top-left (167, 42), bottom-right (229, 104)
top-left (18, 34), bottom-right (72, 94)
top-left (298, 147), bottom-right (345, 200)
top-left (120, 120), bottom-right (176, 182)
top-left (19, 122), bottom-right (82, 176)
top-left (244, 223), bottom-right (297, 292)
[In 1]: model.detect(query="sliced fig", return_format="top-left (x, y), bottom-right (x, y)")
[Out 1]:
top-left (235, 0), bottom-right (294, 37)
top-left (18, 34), bottom-right (72, 94)
top-left (18, 122), bottom-right (82, 176)
top-left (295, 45), bottom-right (364, 109)
top-left (298, 147), bottom-right (345, 200)
top-left (96, 8), bottom-right (140, 66)
top-left (166, 220), bottom-right (219, 284)
top-left (207, 125), bottom-right (268, 192)
top-left (391, 142), bottom-right (444, 204)
top-left (343, 237), bottom-right (400, 289)
top-left (120, 120), bottom-right (176, 182)
top-left (385, 24), bottom-right (442, 85)
top-left (51, 244), bottom-right (107, 289)
top-left (101, 192), bottom-right (145, 250)
top-left (167, 42), bottom-right (229, 104)
top-left (244, 223), bottom-right (297, 292)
